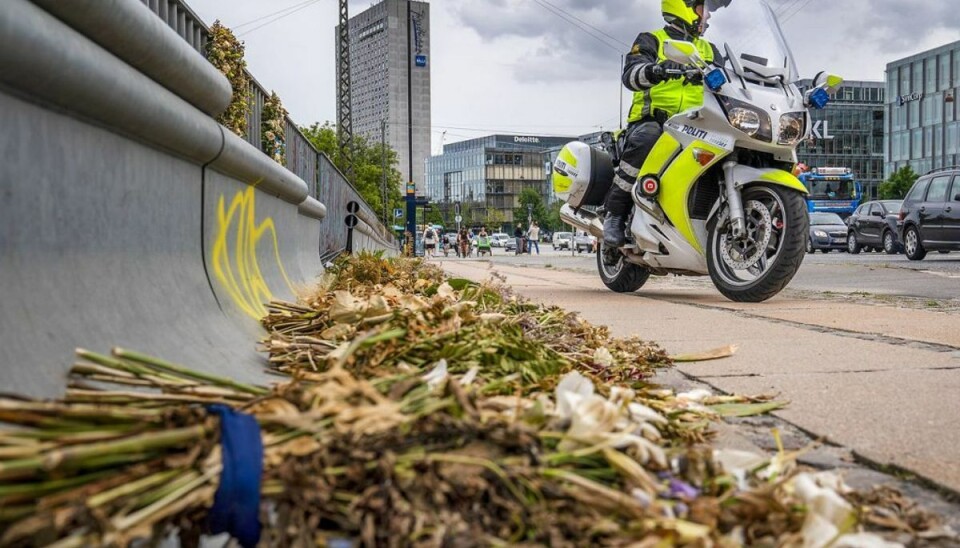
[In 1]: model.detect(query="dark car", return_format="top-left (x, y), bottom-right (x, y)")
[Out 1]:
top-left (899, 168), bottom-right (960, 260)
top-left (847, 200), bottom-right (903, 254)
top-left (806, 212), bottom-right (849, 253)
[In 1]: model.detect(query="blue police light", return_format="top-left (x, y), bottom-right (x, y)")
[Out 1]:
top-left (809, 88), bottom-right (830, 109)
top-left (704, 68), bottom-right (726, 91)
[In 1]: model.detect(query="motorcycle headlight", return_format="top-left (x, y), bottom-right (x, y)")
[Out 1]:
top-left (719, 96), bottom-right (772, 142)
top-left (728, 108), bottom-right (761, 136)
top-left (814, 230), bottom-right (828, 238)
top-left (778, 112), bottom-right (806, 145)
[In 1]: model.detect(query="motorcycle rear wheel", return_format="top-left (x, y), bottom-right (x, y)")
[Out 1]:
top-left (597, 239), bottom-right (650, 293)
top-left (707, 184), bottom-right (808, 303)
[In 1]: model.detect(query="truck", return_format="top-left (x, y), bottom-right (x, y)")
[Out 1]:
top-left (797, 167), bottom-right (862, 219)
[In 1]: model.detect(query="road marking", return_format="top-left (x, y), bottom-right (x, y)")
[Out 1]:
top-left (919, 270), bottom-right (960, 279)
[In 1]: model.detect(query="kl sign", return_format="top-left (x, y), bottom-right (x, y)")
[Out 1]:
top-left (810, 120), bottom-right (833, 140)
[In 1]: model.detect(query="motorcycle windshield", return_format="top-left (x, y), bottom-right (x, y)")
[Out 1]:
top-left (704, 1), bottom-right (799, 83)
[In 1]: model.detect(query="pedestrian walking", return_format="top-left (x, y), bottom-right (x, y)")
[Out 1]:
top-left (422, 226), bottom-right (437, 259)
top-left (526, 222), bottom-right (541, 255)
top-left (458, 228), bottom-right (471, 258)
top-left (514, 224), bottom-right (524, 255)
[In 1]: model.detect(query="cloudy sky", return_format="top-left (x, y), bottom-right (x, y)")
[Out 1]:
top-left (187, 0), bottom-right (960, 151)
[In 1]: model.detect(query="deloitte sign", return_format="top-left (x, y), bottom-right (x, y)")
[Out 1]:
top-left (513, 136), bottom-right (541, 144)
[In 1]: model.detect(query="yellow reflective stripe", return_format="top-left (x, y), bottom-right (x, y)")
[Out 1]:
top-left (552, 147), bottom-right (579, 195)
top-left (640, 133), bottom-right (681, 176)
top-left (757, 170), bottom-right (809, 194)
top-left (658, 141), bottom-right (726, 253)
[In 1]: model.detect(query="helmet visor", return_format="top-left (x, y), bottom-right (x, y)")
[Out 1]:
top-left (705, 0), bottom-right (733, 12)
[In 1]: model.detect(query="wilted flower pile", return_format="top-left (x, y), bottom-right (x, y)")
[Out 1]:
top-left (0, 253), bottom-right (952, 546)
top-left (263, 253), bottom-right (671, 395)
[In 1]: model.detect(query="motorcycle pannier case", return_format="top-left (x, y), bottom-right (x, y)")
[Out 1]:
top-left (551, 141), bottom-right (615, 208)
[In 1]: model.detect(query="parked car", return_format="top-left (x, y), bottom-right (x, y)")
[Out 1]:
top-left (847, 200), bottom-right (903, 254)
top-left (807, 212), bottom-right (849, 253)
top-left (574, 233), bottom-right (597, 254)
top-left (490, 233), bottom-right (510, 247)
top-left (505, 238), bottom-right (518, 252)
top-left (899, 168), bottom-right (960, 260)
top-left (552, 231), bottom-right (573, 250)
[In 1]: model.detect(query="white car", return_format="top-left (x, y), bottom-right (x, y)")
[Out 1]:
top-left (574, 233), bottom-right (597, 253)
top-left (490, 233), bottom-right (510, 247)
top-left (552, 232), bottom-right (573, 250)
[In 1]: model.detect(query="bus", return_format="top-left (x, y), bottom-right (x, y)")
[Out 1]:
top-left (797, 167), bottom-right (862, 219)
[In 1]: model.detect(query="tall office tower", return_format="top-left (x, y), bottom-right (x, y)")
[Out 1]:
top-left (336, 0), bottom-right (431, 191)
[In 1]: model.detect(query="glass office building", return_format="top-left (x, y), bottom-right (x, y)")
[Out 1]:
top-left (796, 80), bottom-right (885, 199)
top-left (885, 41), bottom-right (960, 179)
top-left (425, 135), bottom-right (575, 226)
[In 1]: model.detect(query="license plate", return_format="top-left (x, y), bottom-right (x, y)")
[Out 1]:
top-left (833, 238), bottom-right (847, 244)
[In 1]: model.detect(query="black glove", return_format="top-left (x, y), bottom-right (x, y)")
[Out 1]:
top-left (684, 70), bottom-right (704, 86)
top-left (644, 61), bottom-right (685, 85)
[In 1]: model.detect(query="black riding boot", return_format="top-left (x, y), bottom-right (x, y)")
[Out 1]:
top-left (602, 184), bottom-right (633, 247)
top-left (602, 214), bottom-right (627, 248)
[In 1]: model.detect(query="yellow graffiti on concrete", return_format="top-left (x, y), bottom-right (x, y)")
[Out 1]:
top-left (211, 186), bottom-right (295, 319)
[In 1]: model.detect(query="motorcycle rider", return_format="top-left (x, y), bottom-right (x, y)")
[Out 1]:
top-left (602, 0), bottom-right (725, 248)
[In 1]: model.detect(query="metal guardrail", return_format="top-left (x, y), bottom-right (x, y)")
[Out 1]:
top-left (138, 0), bottom-right (396, 250)
top-left (139, 0), bottom-right (206, 52)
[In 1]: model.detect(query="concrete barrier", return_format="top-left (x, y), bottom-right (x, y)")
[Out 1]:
top-left (0, 0), bottom-right (395, 397)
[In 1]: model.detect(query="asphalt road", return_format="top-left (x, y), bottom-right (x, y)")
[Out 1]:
top-left (472, 246), bottom-right (960, 304)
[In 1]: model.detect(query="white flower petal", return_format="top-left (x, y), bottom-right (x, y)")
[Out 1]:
top-left (422, 359), bottom-right (448, 389)
top-left (459, 366), bottom-right (480, 386)
top-left (555, 371), bottom-right (595, 419)
top-left (677, 389), bottom-right (713, 402)
top-left (593, 347), bottom-right (614, 367)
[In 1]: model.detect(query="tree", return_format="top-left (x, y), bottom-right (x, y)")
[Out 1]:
top-left (879, 166), bottom-right (919, 200)
top-left (484, 207), bottom-right (506, 233)
top-left (424, 206), bottom-right (444, 228)
top-left (300, 122), bottom-right (405, 224)
top-left (513, 187), bottom-right (549, 229)
top-left (544, 200), bottom-right (563, 232)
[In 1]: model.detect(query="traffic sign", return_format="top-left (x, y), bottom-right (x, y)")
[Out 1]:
top-left (394, 208), bottom-right (403, 219)
top-left (346, 201), bottom-right (360, 214)
top-left (345, 214), bottom-right (358, 228)
top-left (455, 215), bottom-right (463, 223)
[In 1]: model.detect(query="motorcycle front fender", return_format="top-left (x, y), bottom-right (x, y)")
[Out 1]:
top-left (730, 165), bottom-right (808, 195)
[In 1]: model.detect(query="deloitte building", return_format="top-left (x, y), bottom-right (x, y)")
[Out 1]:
top-left (796, 79), bottom-right (886, 200)
top-left (425, 134), bottom-right (575, 228)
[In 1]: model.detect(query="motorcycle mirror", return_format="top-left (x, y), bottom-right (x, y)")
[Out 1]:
top-left (812, 72), bottom-right (844, 93)
top-left (663, 40), bottom-right (703, 67)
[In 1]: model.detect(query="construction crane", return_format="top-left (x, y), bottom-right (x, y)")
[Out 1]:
top-left (336, 0), bottom-right (354, 180)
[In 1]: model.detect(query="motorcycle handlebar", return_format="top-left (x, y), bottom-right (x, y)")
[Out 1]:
top-left (664, 68), bottom-right (703, 78)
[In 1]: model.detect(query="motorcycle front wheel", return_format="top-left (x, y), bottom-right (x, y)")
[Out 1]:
top-left (707, 184), bottom-right (808, 303)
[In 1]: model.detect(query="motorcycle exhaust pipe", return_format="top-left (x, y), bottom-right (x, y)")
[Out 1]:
top-left (560, 204), bottom-right (604, 239)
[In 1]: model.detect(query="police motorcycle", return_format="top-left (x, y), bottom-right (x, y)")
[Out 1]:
top-left (552, 1), bottom-right (842, 302)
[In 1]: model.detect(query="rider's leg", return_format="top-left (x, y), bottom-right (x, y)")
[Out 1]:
top-left (602, 121), bottom-right (662, 247)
